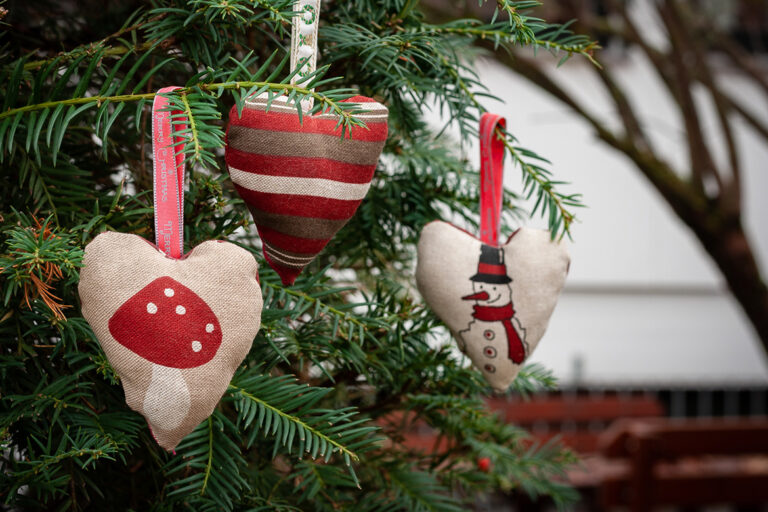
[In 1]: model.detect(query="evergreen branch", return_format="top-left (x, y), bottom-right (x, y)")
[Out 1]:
top-left (227, 370), bottom-right (378, 463)
top-left (0, 92), bottom-right (155, 121)
top-left (23, 445), bottom-right (114, 475)
top-left (27, 159), bottom-right (59, 224)
top-left (22, 42), bottom-right (155, 72)
top-left (405, 394), bottom-right (486, 417)
top-left (463, 435), bottom-right (579, 507)
top-left (489, 0), bottom-right (600, 66)
top-left (180, 90), bottom-right (202, 164)
top-left (0, 219), bottom-right (84, 321)
top-left (426, 24), bottom-right (598, 63)
top-left (404, 388), bottom-right (579, 507)
top-left (20, 9), bottom-right (158, 72)
top-left (251, 0), bottom-right (294, 23)
top-left (387, 468), bottom-right (465, 512)
top-left (500, 135), bottom-right (579, 239)
top-left (495, 0), bottom-right (537, 33)
top-left (229, 382), bottom-right (359, 460)
top-left (166, 411), bottom-right (247, 511)
top-left (291, 460), bottom-right (360, 504)
top-left (262, 281), bottom-right (370, 330)
top-left (506, 362), bottom-right (558, 397)
top-left (0, 80), bottom-right (358, 122)
top-left (3, 418), bottom-right (131, 502)
top-left (201, 416), bottom-right (214, 496)
top-left (143, 0), bottom-right (294, 67)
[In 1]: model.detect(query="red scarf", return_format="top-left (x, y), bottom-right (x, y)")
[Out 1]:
top-left (471, 303), bottom-right (526, 364)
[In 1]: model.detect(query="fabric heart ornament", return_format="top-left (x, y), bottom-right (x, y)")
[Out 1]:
top-left (224, 0), bottom-right (388, 285)
top-left (225, 94), bottom-right (388, 285)
top-left (79, 88), bottom-right (263, 450)
top-left (416, 113), bottom-right (570, 392)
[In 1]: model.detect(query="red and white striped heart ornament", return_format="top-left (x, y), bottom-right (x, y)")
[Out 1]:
top-left (416, 113), bottom-right (570, 391)
top-left (79, 88), bottom-right (263, 450)
top-left (224, 0), bottom-right (388, 285)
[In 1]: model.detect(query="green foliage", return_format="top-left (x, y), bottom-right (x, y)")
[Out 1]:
top-left (165, 412), bottom-right (249, 511)
top-left (228, 369), bottom-right (379, 464)
top-left (0, 1), bottom-right (588, 510)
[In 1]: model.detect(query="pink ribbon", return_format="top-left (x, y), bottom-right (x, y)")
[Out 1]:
top-left (478, 113), bottom-right (507, 246)
top-left (152, 87), bottom-right (187, 259)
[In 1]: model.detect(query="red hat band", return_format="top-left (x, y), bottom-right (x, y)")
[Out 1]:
top-left (470, 244), bottom-right (512, 284)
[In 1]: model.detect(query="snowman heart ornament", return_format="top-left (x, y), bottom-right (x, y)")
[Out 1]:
top-left (416, 113), bottom-right (570, 392)
top-left (78, 88), bottom-right (263, 450)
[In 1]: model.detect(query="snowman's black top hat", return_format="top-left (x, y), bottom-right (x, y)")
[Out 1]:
top-left (470, 244), bottom-right (512, 284)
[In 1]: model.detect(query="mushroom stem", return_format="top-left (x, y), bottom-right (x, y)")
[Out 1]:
top-left (143, 365), bottom-right (191, 431)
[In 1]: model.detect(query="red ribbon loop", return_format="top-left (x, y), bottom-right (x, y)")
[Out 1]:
top-left (152, 87), bottom-right (187, 259)
top-left (478, 112), bottom-right (506, 246)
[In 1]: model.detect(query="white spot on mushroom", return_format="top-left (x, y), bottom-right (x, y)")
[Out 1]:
top-left (147, 302), bottom-right (157, 314)
top-left (205, 323), bottom-right (214, 333)
top-left (191, 340), bottom-right (202, 352)
top-left (164, 288), bottom-right (175, 297)
top-left (176, 305), bottom-right (186, 315)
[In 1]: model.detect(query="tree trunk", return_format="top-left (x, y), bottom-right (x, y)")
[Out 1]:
top-left (687, 212), bottom-right (768, 349)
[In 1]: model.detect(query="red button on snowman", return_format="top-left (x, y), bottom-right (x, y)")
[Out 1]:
top-left (458, 244), bottom-right (528, 374)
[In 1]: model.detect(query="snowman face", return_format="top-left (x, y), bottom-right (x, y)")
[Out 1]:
top-left (473, 281), bottom-right (512, 305)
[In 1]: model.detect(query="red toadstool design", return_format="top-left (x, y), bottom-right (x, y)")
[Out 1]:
top-left (108, 276), bottom-right (223, 431)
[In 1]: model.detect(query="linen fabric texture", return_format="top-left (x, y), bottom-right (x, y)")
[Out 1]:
top-left (79, 232), bottom-right (262, 450)
top-left (416, 221), bottom-right (569, 392)
top-left (225, 93), bottom-right (388, 285)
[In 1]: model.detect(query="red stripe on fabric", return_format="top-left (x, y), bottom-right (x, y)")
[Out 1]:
top-left (344, 96), bottom-right (381, 104)
top-left (229, 106), bottom-right (388, 141)
top-left (225, 147), bottom-right (377, 184)
top-left (256, 225), bottom-right (330, 254)
top-left (477, 263), bottom-right (506, 275)
top-left (233, 185), bottom-right (362, 220)
top-left (262, 248), bottom-right (305, 286)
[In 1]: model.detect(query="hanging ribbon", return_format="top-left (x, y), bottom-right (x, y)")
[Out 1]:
top-left (152, 86), bottom-right (187, 259)
top-left (290, 0), bottom-right (321, 110)
top-left (478, 112), bottom-right (507, 246)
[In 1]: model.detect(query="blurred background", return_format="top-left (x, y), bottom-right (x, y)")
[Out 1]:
top-left (420, 1), bottom-right (768, 510)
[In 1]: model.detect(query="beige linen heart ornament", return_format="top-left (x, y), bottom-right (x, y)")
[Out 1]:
top-left (79, 233), bottom-right (262, 450)
top-left (225, 93), bottom-right (388, 285)
top-left (78, 88), bottom-right (262, 450)
top-left (417, 223), bottom-right (568, 391)
top-left (416, 113), bottom-right (569, 391)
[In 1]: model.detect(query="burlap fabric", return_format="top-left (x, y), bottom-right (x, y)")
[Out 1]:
top-left (79, 232), bottom-right (262, 450)
top-left (416, 221), bottom-right (569, 391)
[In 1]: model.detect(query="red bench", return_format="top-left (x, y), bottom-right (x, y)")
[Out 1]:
top-left (487, 393), bottom-right (664, 453)
top-left (598, 418), bottom-right (768, 511)
top-left (380, 392), bottom-right (665, 454)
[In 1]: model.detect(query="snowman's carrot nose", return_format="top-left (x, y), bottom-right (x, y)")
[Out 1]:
top-left (462, 291), bottom-right (489, 301)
